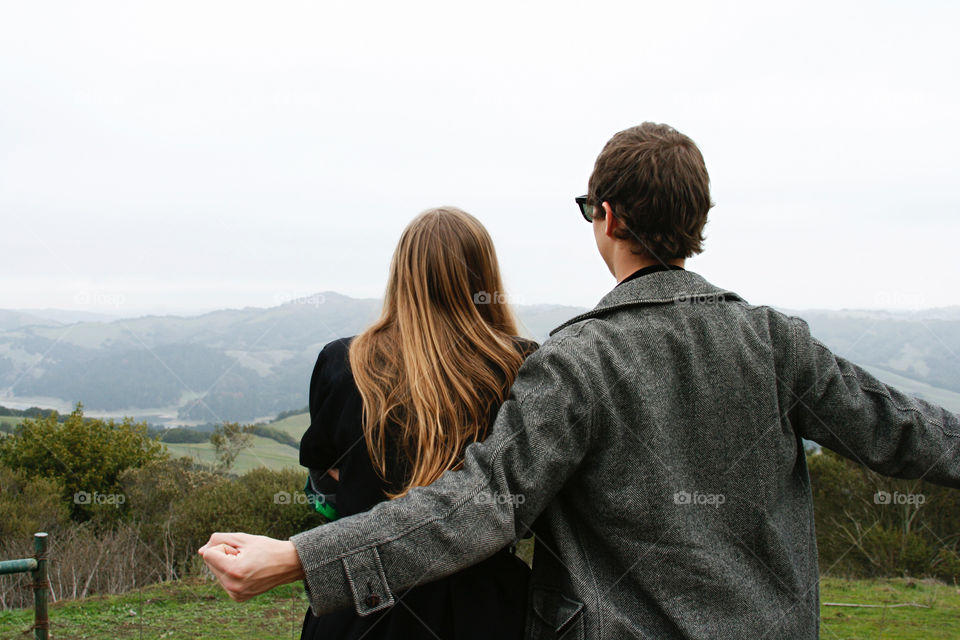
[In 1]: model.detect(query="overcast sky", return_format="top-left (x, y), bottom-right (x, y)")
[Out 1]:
top-left (1, 1), bottom-right (957, 317)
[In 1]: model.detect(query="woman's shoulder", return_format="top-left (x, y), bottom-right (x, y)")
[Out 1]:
top-left (311, 336), bottom-right (358, 388)
top-left (319, 336), bottom-right (355, 358)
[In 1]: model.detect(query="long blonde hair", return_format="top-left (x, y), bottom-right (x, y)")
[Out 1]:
top-left (349, 207), bottom-right (525, 498)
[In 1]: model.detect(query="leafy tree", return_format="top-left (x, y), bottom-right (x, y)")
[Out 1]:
top-left (209, 422), bottom-right (255, 471)
top-left (0, 464), bottom-right (69, 539)
top-left (0, 403), bottom-right (167, 519)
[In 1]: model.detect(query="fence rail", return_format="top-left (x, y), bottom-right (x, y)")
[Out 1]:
top-left (0, 532), bottom-right (48, 640)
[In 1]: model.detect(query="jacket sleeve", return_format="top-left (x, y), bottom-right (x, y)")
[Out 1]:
top-left (289, 336), bottom-right (593, 617)
top-left (790, 317), bottom-right (960, 486)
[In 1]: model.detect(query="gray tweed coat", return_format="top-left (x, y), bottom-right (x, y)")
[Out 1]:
top-left (291, 269), bottom-right (960, 639)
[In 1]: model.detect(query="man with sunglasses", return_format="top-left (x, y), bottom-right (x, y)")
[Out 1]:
top-left (201, 122), bottom-right (960, 639)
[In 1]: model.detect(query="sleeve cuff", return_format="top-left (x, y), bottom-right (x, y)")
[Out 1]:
top-left (290, 529), bottom-right (395, 617)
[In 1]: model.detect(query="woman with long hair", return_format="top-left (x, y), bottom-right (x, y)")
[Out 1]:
top-left (298, 207), bottom-right (536, 640)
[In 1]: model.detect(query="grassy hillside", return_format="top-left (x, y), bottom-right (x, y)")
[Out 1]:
top-left (860, 364), bottom-right (960, 414)
top-left (4, 298), bottom-right (959, 424)
top-left (161, 411), bottom-right (309, 472)
top-left (268, 411), bottom-right (310, 439)
top-left (164, 435), bottom-right (300, 473)
top-left (0, 576), bottom-right (957, 639)
top-left (0, 415), bottom-right (22, 427)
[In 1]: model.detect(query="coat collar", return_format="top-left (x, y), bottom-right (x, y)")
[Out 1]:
top-left (549, 270), bottom-right (745, 336)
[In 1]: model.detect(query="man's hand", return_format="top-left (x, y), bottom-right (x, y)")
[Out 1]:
top-left (198, 532), bottom-right (305, 602)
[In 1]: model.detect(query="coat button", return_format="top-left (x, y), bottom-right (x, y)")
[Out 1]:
top-left (365, 593), bottom-right (381, 608)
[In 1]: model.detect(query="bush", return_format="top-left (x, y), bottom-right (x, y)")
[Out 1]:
top-left (0, 408), bottom-right (324, 609)
top-left (0, 404), bottom-right (167, 521)
top-left (808, 449), bottom-right (960, 581)
top-left (119, 457), bottom-right (225, 579)
top-left (119, 461), bottom-right (324, 580)
top-left (176, 467), bottom-right (324, 543)
top-left (0, 464), bottom-right (69, 540)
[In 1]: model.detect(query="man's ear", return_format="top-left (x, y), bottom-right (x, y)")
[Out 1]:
top-left (602, 202), bottom-right (618, 238)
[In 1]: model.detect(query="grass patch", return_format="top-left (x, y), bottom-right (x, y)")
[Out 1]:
top-left (0, 576), bottom-right (309, 639)
top-left (820, 576), bottom-right (960, 639)
top-left (2, 574), bottom-right (958, 639)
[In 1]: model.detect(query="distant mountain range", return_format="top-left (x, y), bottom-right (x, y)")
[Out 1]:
top-left (1, 296), bottom-right (958, 424)
top-left (784, 308), bottom-right (960, 414)
top-left (0, 293), bottom-right (583, 424)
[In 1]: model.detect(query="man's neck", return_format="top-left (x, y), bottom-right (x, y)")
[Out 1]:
top-left (613, 253), bottom-right (685, 283)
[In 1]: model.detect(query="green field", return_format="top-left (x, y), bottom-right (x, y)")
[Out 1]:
top-left (161, 412), bottom-right (309, 473)
top-left (164, 435), bottom-right (300, 473)
top-left (0, 415), bottom-right (24, 427)
top-left (819, 576), bottom-right (960, 638)
top-left (0, 574), bottom-right (308, 639)
top-left (0, 575), bottom-right (957, 639)
top-left (267, 412), bottom-right (310, 440)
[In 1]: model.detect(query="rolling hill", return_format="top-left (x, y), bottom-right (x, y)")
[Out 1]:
top-left (1, 295), bottom-right (958, 425)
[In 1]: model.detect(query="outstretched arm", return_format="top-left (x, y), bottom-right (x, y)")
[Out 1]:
top-left (791, 317), bottom-right (960, 485)
top-left (201, 336), bottom-right (594, 613)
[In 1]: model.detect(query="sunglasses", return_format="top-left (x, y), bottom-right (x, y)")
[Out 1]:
top-left (575, 195), bottom-right (595, 222)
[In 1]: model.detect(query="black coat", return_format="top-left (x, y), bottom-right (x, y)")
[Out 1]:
top-left (299, 335), bottom-right (537, 640)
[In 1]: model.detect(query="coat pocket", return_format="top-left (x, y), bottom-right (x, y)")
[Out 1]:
top-left (527, 586), bottom-right (586, 640)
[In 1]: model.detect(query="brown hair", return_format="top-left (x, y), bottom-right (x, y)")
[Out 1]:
top-left (349, 207), bottom-right (525, 498)
top-left (588, 122), bottom-right (712, 260)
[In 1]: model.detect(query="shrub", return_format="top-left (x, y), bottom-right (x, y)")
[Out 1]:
top-left (177, 466), bottom-right (324, 543)
top-left (808, 449), bottom-right (960, 581)
top-left (119, 461), bottom-right (324, 580)
top-left (0, 464), bottom-right (69, 540)
top-left (0, 404), bottom-right (167, 521)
